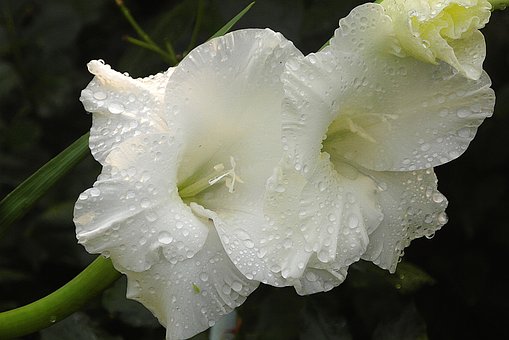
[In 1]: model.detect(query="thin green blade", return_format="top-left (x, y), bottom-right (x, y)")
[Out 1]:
top-left (209, 2), bottom-right (255, 40)
top-left (0, 132), bottom-right (90, 236)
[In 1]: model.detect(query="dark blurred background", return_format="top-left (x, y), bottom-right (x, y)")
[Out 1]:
top-left (0, 0), bottom-right (508, 339)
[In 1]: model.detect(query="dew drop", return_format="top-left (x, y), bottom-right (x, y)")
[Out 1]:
top-left (235, 229), bottom-right (251, 240)
top-left (231, 281), bottom-right (243, 292)
top-left (222, 284), bottom-right (232, 295)
top-left (244, 239), bottom-right (255, 248)
top-left (158, 231), bottom-right (173, 244)
top-left (146, 212), bottom-right (157, 222)
top-left (275, 185), bottom-right (286, 193)
top-left (456, 109), bottom-right (471, 118)
top-left (89, 188), bottom-right (101, 197)
top-left (318, 181), bottom-right (327, 192)
top-left (437, 212), bottom-right (448, 224)
top-left (270, 264), bottom-right (281, 273)
top-left (432, 192), bottom-right (445, 203)
top-left (93, 91), bottom-right (107, 100)
top-left (108, 102), bottom-right (125, 114)
top-left (305, 271), bottom-right (317, 282)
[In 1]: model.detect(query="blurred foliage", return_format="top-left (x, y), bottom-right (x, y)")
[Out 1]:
top-left (0, 0), bottom-right (508, 339)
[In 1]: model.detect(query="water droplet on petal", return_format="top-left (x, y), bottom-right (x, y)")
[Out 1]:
top-left (199, 272), bottom-right (209, 282)
top-left (93, 91), bottom-right (107, 100)
top-left (231, 281), bottom-right (243, 292)
top-left (158, 231), bottom-right (173, 244)
top-left (432, 192), bottom-right (445, 203)
top-left (108, 102), bottom-right (125, 114)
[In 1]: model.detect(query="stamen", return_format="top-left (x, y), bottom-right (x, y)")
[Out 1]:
top-left (345, 117), bottom-right (377, 143)
top-left (208, 156), bottom-right (244, 193)
top-left (178, 156), bottom-right (243, 198)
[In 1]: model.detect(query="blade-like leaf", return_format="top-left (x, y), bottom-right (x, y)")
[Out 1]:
top-left (209, 2), bottom-right (255, 40)
top-left (0, 132), bottom-right (90, 236)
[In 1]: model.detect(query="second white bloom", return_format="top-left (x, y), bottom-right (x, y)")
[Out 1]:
top-left (218, 4), bottom-right (495, 295)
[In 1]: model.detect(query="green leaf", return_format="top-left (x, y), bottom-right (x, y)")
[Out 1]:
top-left (209, 2), bottom-right (255, 40)
top-left (391, 261), bottom-right (435, 295)
top-left (348, 260), bottom-right (435, 295)
top-left (0, 132), bottom-right (89, 237)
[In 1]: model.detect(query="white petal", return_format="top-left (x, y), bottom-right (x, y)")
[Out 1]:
top-left (165, 28), bottom-right (302, 190)
top-left (120, 228), bottom-right (258, 340)
top-left (281, 3), bottom-right (494, 173)
top-left (328, 4), bottom-right (494, 171)
top-left (448, 30), bottom-right (486, 81)
top-left (254, 154), bottom-right (383, 293)
top-left (293, 266), bottom-right (348, 296)
top-left (361, 168), bottom-right (448, 272)
top-left (280, 50), bottom-right (340, 174)
top-left (80, 60), bottom-right (174, 164)
top-left (163, 29), bottom-right (306, 287)
top-left (74, 133), bottom-right (209, 272)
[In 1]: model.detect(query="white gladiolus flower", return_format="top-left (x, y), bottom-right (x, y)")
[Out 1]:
top-left (74, 29), bottom-right (302, 339)
top-left (219, 3), bottom-right (494, 295)
top-left (381, 0), bottom-right (492, 80)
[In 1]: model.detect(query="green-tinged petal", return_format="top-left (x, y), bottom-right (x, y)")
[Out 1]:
top-left (74, 133), bottom-right (209, 272)
top-left (80, 61), bottom-right (174, 164)
top-left (447, 30), bottom-right (486, 80)
top-left (361, 168), bottom-right (448, 272)
top-left (282, 3), bottom-right (494, 174)
top-left (327, 3), bottom-right (494, 171)
top-left (381, 0), bottom-right (491, 79)
top-left (120, 228), bottom-right (258, 340)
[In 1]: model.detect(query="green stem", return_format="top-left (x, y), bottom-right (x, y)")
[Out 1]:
top-left (115, 0), bottom-right (157, 47)
top-left (115, 0), bottom-right (177, 65)
top-left (124, 35), bottom-right (175, 64)
top-left (0, 256), bottom-right (121, 338)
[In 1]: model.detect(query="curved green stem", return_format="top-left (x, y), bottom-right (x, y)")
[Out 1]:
top-left (0, 256), bottom-right (121, 338)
